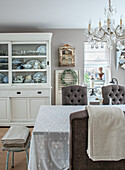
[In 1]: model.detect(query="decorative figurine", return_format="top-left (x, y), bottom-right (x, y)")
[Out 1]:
top-left (98, 67), bottom-right (104, 80)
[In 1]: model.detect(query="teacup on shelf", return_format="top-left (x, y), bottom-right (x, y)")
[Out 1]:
top-left (33, 62), bottom-right (40, 69)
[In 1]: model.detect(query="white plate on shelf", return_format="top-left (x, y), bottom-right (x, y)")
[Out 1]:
top-left (27, 60), bottom-right (40, 66)
top-left (37, 46), bottom-right (46, 54)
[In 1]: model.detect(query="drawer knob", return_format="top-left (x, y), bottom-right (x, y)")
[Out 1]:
top-left (37, 91), bottom-right (42, 94)
top-left (17, 92), bottom-right (21, 94)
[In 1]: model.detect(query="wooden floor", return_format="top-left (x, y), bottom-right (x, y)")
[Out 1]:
top-left (0, 127), bottom-right (33, 170)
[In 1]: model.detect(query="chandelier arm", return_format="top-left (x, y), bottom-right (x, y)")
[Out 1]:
top-left (88, 28), bottom-right (106, 41)
top-left (115, 25), bottom-right (125, 39)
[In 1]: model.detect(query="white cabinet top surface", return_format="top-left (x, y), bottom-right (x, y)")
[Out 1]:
top-left (0, 33), bottom-right (53, 41)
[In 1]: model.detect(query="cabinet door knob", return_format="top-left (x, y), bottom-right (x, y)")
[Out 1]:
top-left (37, 91), bottom-right (42, 94)
top-left (17, 92), bottom-right (21, 94)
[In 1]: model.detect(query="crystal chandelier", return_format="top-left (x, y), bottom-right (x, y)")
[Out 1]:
top-left (87, 0), bottom-right (125, 49)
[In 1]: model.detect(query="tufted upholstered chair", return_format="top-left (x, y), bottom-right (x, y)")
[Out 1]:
top-left (62, 85), bottom-right (87, 105)
top-left (102, 85), bottom-right (125, 105)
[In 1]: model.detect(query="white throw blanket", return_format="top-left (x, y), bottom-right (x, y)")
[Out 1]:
top-left (1, 125), bottom-right (30, 144)
top-left (86, 105), bottom-right (125, 161)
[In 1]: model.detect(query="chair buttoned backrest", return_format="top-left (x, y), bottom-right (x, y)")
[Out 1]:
top-left (102, 85), bottom-right (125, 105)
top-left (62, 85), bottom-right (87, 105)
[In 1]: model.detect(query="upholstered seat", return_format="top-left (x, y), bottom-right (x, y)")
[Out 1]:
top-left (62, 85), bottom-right (87, 105)
top-left (102, 85), bottom-right (125, 105)
top-left (69, 110), bottom-right (125, 170)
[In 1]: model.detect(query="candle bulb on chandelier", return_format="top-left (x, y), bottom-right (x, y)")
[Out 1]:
top-left (99, 18), bottom-right (101, 30)
top-left (120, 15), bottom-right (123, 28)
top-left (88, 19), bottom-right (91, 31)
top-left (107, 17), bottom-right (110, 29)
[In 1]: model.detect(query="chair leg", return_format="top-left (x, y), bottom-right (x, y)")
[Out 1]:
top-left (6, 151), bottom-right (10, 170)
top-left (12, 151), bottom-right (14, 168)
top-left (25, 149), bottom-right (29, 167)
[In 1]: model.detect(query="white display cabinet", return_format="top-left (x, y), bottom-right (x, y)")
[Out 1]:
top-left (0, 33), bottom-right (52, 126)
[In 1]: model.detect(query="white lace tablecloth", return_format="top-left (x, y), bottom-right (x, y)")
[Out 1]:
top-left (28, 105), bottom-right (85, 170)
top-left (28, 105), bottom-right (125, 170)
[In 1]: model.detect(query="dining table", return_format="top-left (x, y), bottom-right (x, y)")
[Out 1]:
top-left (28, 105), bottom-right (125, 170)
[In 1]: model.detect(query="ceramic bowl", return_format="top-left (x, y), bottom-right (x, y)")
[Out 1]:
top-left (23, 64), bottom-right (32, 69)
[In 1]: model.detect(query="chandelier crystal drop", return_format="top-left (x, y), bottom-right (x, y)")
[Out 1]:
top-left (87, 0), bottom-right (125, 50)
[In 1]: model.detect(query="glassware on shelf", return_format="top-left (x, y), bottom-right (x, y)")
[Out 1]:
top-left (32, 72), bottom-right (47, 83)
top-left (23, 64), bottom-right (32, 69)
top-left (37, 45), bottom-right (46, 55)
top-left (33, 62), bottom-right (40, 69)
top-left (3, 75), bottom-right (8, 83)
top-left (12, 59), bottom-right (22, 65)
top-left (41, 75), bottom-right (47, 83)
top-left (0, 64), bottom-right (8, 70)
top-left (13, 75), bottom-right (24, 83)
top-left (27, 60), bottom-right (40, 68)
top-left (40, 59), bottom-right (46, 69)
top-left (24, 74), bottom-right (32, 83)
top-left (12, 44), bottom-right (47, 56)
top-left (0, 50), bottom-right (8, 56)
top-left (0, 59), bottom-right (8, 63)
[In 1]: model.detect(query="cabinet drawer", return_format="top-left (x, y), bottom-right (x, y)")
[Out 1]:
top-left (10, 90), bottom-right (28, 97)
top-left (27, 89), bottom-right (49, 97)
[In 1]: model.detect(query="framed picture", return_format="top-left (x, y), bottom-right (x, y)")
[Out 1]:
top-left (59, 44), bottom-right (75, 67)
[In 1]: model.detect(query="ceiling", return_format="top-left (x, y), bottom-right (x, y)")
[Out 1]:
top-left (0, 0), bottom-right (124, 31)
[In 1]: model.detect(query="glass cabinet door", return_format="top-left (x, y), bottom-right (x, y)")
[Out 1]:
top-left (12, 43), bottom-right (48, 84)
top-left (12, 43), bottom-right (47, 56)
top-left (0, 44), bottom-right (9, 84)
